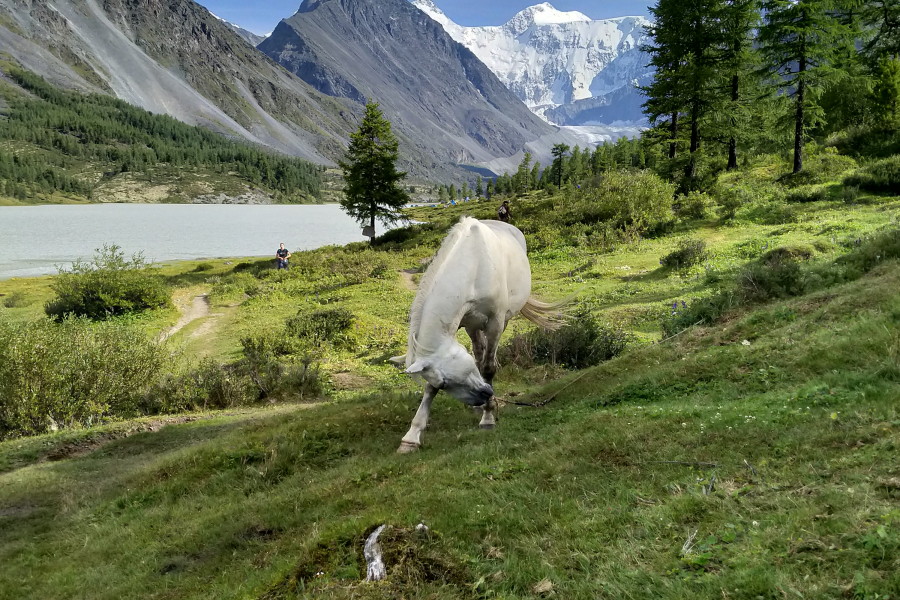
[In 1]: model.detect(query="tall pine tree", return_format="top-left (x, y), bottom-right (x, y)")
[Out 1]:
top-left (758, 0), bottom-right (854, 173)
top-left (339, 101), bottom-right (410, 241)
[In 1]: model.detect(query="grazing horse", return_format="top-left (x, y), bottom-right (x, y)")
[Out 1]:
top-left (390, 217), bottom-right (565, 453)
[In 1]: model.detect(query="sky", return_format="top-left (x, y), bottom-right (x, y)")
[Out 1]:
top-left (198, 0), bottom-right (653, 36)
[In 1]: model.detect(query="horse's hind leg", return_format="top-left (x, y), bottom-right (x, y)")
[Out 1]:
top-left (398, 384), bottom-right (438, 453)
top-left (466, 326), bottom-right (488, 374)
top-left (477, 318), bottom-right (505, 430)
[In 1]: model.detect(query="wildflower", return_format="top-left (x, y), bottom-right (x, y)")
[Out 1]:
top-left (742, 340), bottom-right (751, 346)
top-left (681, 300), bottom-right (687, 308)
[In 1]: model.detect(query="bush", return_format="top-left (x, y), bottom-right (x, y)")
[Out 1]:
top-left (240, 332), bottom-right (322, 399)
top-left (785, 186), bottom-right (828, 203)
top-left (0, 316), bottom-right (170, 438)
top-left (500, 305), bottom-right (631, 370)
top-left (678, 191), bottom-right (713, 220)
top-left (2, 291), bottom-right (31, 308)
top-left (568, 170), bottom-right (675, 238)
top-left (209, 272), bottom-right (261, 302)
top-left (44, 244), bottom-right (172, 320)
top-left (842, 186), bottom-right (860, 204)
top-left (660, 239), bottom-right (708, 270)
top-left (838, 227), bottom-right (900, 275)
top-left (285, 308), bottom-right (355, 347)
top-left (193, 262), bottom-right (215, 272)
top-left (782, 151), bottom-right (857, 186)
top-left (844, 156), bottom-right (900, 194)
top-left (143, 358), bottom-right (256, 413)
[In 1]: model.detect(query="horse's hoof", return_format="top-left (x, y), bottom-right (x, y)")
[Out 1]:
top-left (397, 441), bottom-right (420, 454)
top-left (479, 423), bottom-right (495, 431)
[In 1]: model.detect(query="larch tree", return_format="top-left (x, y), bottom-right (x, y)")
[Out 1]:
top-left (551, 144), bottom-right (570, 189)
top-left (758, 0), bottom-right (855, 173)
top-left (338, 100), bottom-right (410, 242)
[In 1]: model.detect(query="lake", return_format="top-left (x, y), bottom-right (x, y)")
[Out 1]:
top-left (0, 204), bottom-right (387, 279)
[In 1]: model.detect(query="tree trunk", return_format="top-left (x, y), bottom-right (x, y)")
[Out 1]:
top-left (369, 202), bottom-right (376, 244)
top-left (686, 101), bottom-right (699, 179)
top-left (727, 73), bottom-right (739, 171)
top-left (794, 46), bottom-right (806, 174)
top-left (669, 112), bottom-right (678, 159)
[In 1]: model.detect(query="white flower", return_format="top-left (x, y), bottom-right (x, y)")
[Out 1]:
top-left (742, 340), bottom-right (751, 346)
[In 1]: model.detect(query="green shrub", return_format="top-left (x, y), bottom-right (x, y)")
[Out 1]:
top-left (193, 262), bottom-right (215, 272)
top-left (738, 255), bottom-right (805, 302)
top-left (44, 244), bottom-right (172, 320)
top-left (240, 332), bottom-right (321, 399)
top-left (1, 291), bottom-right (31, 308)
top-left (842, 186), bottom-right (860, 204)
top-left (782, 151), bottom-right (857, 186)
top-left (568, 170), bottom-right (675, 238)
top-left (208, 272), bottom-right (260, 302)
top-left (286, 308), bottom-right (355, 347)
top-left (660, 239), bottom-right (708, 270)
top-left (678, 191), bottom-right (713, 220)
top-left (143, 358), bottom-right (256, 413)
top-left (500, 305), bottom-right (631, 370)
top-left (785, 186), bottom-right (828, 203)
top-left (0, 316), bottom-right (169, 438)
top-left (716, 186), bottom-right (753, 219)
top-left (838, 227), bottom-right (900, 275)
top-left (844, 156), bottom-right (900, 193)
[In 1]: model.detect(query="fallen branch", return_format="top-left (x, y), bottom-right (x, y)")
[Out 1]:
top-left (703, 473), bottom-right (717, 495)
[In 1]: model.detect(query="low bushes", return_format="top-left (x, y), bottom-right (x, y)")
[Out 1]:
top-left (664, 229), bottom-right (900, 335)
top-left (566, 170), bottom-right (676, 238)
top-left (500, 305), bottom-right (631, 370)
top-left (285, 308), bottom-right (355, 347)
top-left (844, 156), bottom-right (900, 194)
top-left (44, 244), bottom-right (172, 320)
top-left (2, 291), bottom-right (31, 308)
top-left (660, 239), bottom-right (708, 270)
top-left (0, 316), bottom-right (169, 438)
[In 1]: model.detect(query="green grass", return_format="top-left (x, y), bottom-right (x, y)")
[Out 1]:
top-left (1, 260), bottom-right (899, 599)
top-left (2, 156), bottom-right (900, 598)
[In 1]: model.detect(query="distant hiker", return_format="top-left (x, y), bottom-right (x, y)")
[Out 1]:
top-left (276, 243), bottom-right (291, 270)
top-left (497, 200), bottom-right (510, 223)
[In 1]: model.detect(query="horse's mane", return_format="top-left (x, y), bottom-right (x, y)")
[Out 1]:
top-left (406, 217), bottom-right (477, 363)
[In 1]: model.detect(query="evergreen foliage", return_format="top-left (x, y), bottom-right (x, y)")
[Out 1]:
top-left (757, 0), bottom-right (855, 173)
top-left (872, 55), bottom-right (900, 130)
top-left (0, 68), bottom-right (322, 201)
top-left (338, 101), bottom-right (410, 240)
top-left (551, 144), bottom-right (570, 189)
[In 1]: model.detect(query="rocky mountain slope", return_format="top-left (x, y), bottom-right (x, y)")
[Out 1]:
top-left (209, 11), bottom-right (267, 47)
top-left (410, 0), bottom-right (652, 126)
top-left (259, 0), bottom-right (577, 177)
top-left (0, 0), bottom-right (358, 164)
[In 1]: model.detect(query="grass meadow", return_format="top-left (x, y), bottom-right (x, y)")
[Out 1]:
top-left (1, 154), bottom-right (900, 598)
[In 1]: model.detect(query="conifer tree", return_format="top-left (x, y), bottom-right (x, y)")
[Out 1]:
top-left (461, 181), bottom-right (470, 199)
top-left (872, 55), bottom-right (900, 130)
top-left (338, 100), bottom-right (410, 241)
top-left (551, 144), bottom-right (570, 189)
top-left (530, 162), bottom-right (540, 190)
top-left (475, 175), bottom-right (483, 197)
top-left (758, 0), bottom-right (855, 173)
top-left (485, 178), bottom-right (494, 199)
top-left (516, 151), bottom-right (532, 194)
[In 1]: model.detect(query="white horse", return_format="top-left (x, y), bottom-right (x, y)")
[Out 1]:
top-left (390, 217), bottom-right (564, 453)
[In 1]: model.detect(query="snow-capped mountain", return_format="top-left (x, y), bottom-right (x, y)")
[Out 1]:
top-left (209, 12), bottom-right (268, 47)
top-left (411, 0), bottom-right (652, 128)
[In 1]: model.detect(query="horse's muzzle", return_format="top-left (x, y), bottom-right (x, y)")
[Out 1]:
top-left (468, 384), bottom-right (494, 407)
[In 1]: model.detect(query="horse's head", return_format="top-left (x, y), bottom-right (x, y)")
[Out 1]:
top-left (404, 344), bottom-right (494, 406)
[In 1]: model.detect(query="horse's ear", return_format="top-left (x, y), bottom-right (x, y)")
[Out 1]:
top-left (388, 355), bottom-right (406, 368)
top-left (405, 359), bottom-right (430, 375)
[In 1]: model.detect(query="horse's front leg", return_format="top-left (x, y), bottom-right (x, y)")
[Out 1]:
top-left (477, 318), bottom-right (506, 430)
top-left (398, 384), bottom-right (438, 453)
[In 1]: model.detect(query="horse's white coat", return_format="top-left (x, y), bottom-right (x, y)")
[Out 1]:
top-left (393, 217), bottom-right (534, 451)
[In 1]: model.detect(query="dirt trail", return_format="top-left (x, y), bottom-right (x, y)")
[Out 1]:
top-left (161, 294), bottom-right (212, 341)
top-left (400, 269), bottom-right (418, 291)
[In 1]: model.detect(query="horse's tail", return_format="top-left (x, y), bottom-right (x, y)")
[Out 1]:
top-left (519, 292), bottom-right (579, 331)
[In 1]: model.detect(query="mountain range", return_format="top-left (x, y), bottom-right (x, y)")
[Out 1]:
top-left (0, 0), bottom-right (644, 181)
top-left (409, 0), bottom-right (652, 128)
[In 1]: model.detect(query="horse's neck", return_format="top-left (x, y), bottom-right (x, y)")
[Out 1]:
top-left (414, 277), bottom-right (469, 351)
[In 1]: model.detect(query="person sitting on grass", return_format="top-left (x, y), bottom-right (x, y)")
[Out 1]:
top-left (276, 243), bottom-right (291, 270)
top-left (497, 199), bottom-right (511, 223)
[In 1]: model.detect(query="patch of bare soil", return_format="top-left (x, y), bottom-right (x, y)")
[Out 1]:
top-left (399, 269), bottom-right (418, 291)
top-left (332, 372), bottom-right (372, 391)
top-left (161, 294), bottom-right (212, 341)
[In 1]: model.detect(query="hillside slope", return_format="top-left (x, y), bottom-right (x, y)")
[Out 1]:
top-left (0, 0), bottom-right (358, 163)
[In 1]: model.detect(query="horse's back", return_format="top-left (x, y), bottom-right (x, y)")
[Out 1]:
top-left (478, 220), bottom-right (527, 254)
